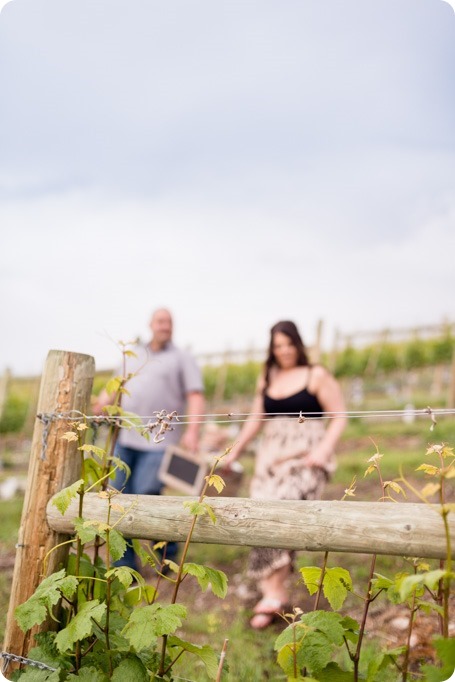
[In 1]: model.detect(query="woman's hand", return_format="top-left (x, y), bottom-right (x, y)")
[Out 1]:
top-left (304, 443), bottom-right (332, 469)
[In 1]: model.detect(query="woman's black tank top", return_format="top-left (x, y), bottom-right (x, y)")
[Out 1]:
top-left (263, 386), bottom-right (324, 417)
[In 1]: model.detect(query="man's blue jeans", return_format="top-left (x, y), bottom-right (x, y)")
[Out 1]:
top-left (113, 444), bottom-right (178, 570)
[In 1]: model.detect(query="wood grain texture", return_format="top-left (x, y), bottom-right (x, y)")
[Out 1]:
top-left (3, 350), bottom-right (95, 658)
top-left (47, 493), bottom-right (453, 560)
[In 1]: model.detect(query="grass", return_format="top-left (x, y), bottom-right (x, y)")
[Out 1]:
top-left (0, 497), bottom-right (22, 548)
top-left (333, 415), bottom-right (455, 484)
top-left (0, 497), bottom-right (22, 644)
top-left (172, 618), bottom-right (283, 681)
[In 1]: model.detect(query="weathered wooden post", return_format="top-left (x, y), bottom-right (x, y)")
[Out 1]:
top-left (3, 350), bottom-right (95, 659)
top-left (329, 328), bottom-right (340, 373)
top-left (22, 376), bottom-right (41, 439)
top-left (448, 347), bottom-right (455, 409)
top-left (213, 349), bottom-right (231, 406)
top-left (310, 319), bottom-right (324, 364)
top-left (0, 367), bottom-right (12, 421)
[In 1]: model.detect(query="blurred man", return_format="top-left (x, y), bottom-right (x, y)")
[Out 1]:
top-left (94, 308), bottom-right (204, 569)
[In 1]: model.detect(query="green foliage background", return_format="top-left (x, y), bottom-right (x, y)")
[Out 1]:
top-left (202, 334), bottom-right (454, 401)
top-left (1, 333), bottom-right (454, 434)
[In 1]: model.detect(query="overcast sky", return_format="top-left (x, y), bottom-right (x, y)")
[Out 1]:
top-left (1, 0), bottom-right (454, 376)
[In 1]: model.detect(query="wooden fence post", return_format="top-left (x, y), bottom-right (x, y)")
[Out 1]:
top-left (448, 347), bottom-right (455, 409)
top-left (329, 328), bottom-right (340, 373)
top-left (213, 350), bottom-right (231, 405)
top-left (3, 350), bottom-right (95, 659)
top-left (22, 376), bottom-right (41, 439)
top-left (0, 367), bottom-right (11, 421)
top-left (311, 319), bottom-right (324, 363)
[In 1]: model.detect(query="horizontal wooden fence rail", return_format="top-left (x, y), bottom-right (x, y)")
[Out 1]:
top-left (47, 493), bottom-right (453, 560)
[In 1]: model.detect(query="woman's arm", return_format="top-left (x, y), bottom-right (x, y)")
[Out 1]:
top-left (223, 378), bottom-right (266, 466)
top-left (305, 366), bottom-right (347, 468)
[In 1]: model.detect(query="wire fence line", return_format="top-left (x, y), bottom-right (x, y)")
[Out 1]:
top-left (31, 406), bottom-right (450, 453)
top-left (1, 651), bottom-right (57, 674)
top-left (36, 406), bottom-right (454, 429)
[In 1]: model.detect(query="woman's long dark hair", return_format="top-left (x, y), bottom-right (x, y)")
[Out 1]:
top-left (263, 320), bottom-right (310, 390)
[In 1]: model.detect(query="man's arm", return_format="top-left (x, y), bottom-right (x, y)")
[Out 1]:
top-left (180, 390), bottom-right (205, 453)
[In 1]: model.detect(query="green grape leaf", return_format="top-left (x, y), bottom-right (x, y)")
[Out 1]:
top-left (182, 563), bottom-right (228, 598)
top-left (421, 636), bottom-right (455, 681)
top-left (372, 573), bottom-right (394, 590)
top-left (123, 584), bottom-right (157, 606)
top-left (55, 600), bottom-right (106, 652)
top-left (130, 539), bottom-right (153, 568)
top-left (111, 657), bottom-right (148, 682)
top-left (11, 669), bottom-right (61, 681)
top-left (103, 404), bottom-right (122, 416)
top-left (203, 502), bottom-right (217, 524)
top-left (417, 600), bottom-right (444, 616)
top-left (66, 666), bottom-right (109, 681)
top-left (105, 566), bottom-right (135, 588)
top-left (83, 457), bottom-right (104, 484)
top-left (73, 517), bottom-right (104, 545)
top-left (300, 567), bottom-right (322, 596)
top-left (117, 411), bottom-right (144, 431)
top-left (274, 622), bottom-right (307, 651)
top-left (161, 558), bottom-right (179, 574)
top-left (15, 569), bottom-right (78, 632)
top-left (78, 444), bottom-right (106, 457)
top-left (106, 376), bottom-right (123, 395)
top-left (399, 569), bottom-right (445, 601)
top-left (318, 662), bottom-right (355, 681)
top-left (122, 603), bottom-right (187, 651)
top-left (301, 611), bottom-right (347, 647)
top-left (276, 637), bottom-right (303, 677)
top-left (339, 615), bottom-right (359, 643)
top-left (108, 529), bottom-right (127, 562)
top-left (275, 615), bottom-right (347, 674)
top-left (322, 567), bottom-right (352, 611)
top-left (366, 650), bottom-right (388, 681)
top-left (181, 501), bottom-right (217, 522)
top-left (108, 456), bottom-right (131, 480)
top-left (168, 636), bottom-right (219, 679)
top-left (25, 642), bottom-right (64, 673)
top-left (51, 480), bottom-right (84, 515)
top-left (182, 562), bottom-right (205, 578)
top-left (366, 646), bottom-right (405, 681)
top-left (295, 630), bottom-right (333, 673)
top-left (62, 431), bottom-right (78, 442)
top-left (416, 463), bottom-right (440, 476)
top-left (206, 474), bottom-right (225, 494)
top-left (300, 566), bottom-right (352, 610)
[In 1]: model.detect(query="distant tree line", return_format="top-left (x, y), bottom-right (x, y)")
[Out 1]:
top-left (202, 334), bottom-right (454, 401)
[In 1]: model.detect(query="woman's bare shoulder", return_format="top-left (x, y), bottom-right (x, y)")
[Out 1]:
top-left (255, 372), bottom-right (267, 393)
top-left (309, 364), bottom-right (334, 390)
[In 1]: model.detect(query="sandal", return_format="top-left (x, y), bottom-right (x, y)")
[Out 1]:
top-left (250, 597), bottom-right (286, 630)
top-left (250, 612), bottom-right (277, 629)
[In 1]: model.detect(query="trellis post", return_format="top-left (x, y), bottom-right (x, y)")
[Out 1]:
top-left (0, 367), bottom-right (11, 421)
top-left (3, 350), bottom-right (95, 659)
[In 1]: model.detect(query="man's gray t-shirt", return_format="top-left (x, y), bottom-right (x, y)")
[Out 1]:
top-left (117, 342), bottom-right (203, 451)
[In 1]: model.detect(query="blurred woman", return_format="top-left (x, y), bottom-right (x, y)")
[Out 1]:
top-left (224, 320), bottom-right (347, 629)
